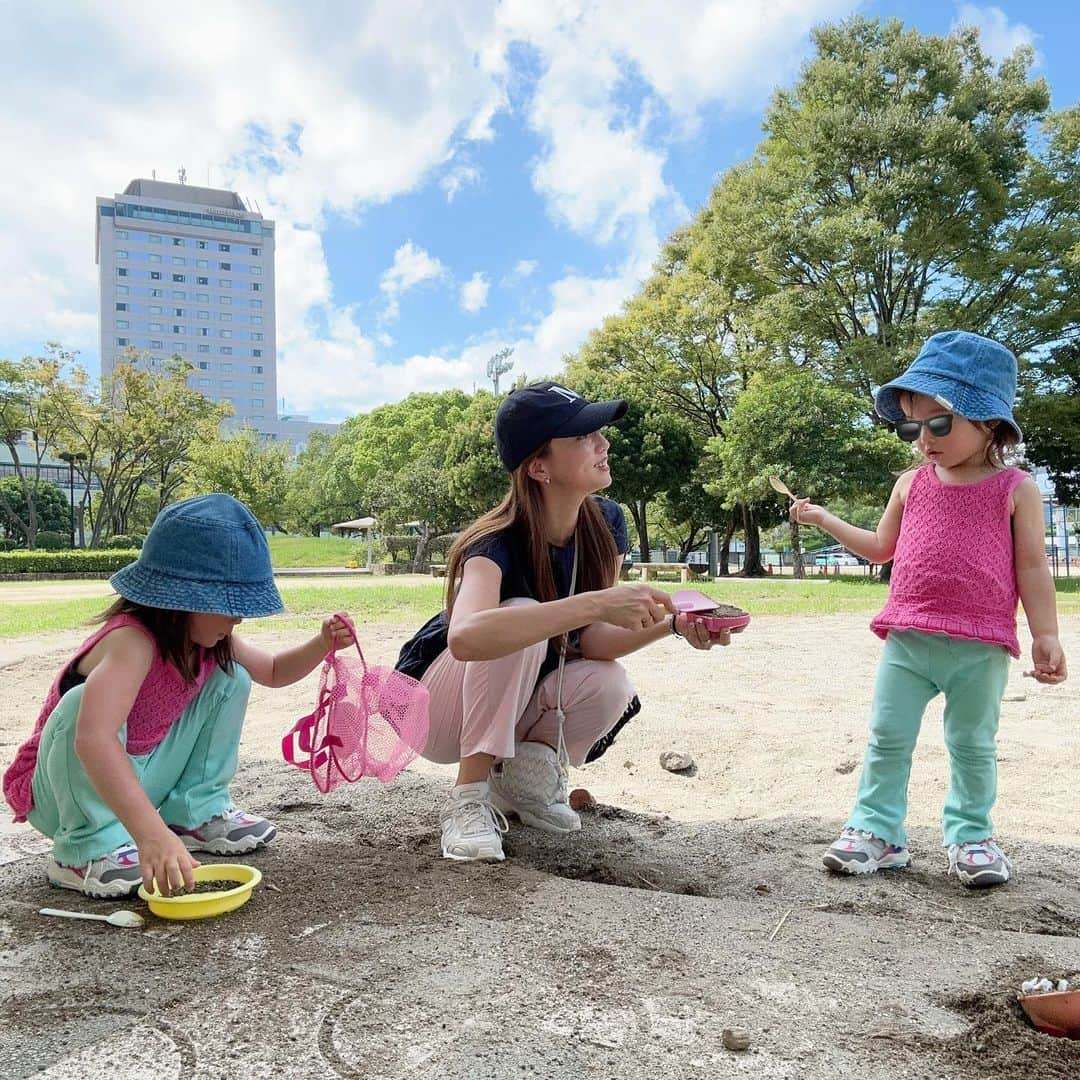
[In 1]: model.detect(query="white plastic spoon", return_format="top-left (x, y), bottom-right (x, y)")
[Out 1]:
top-left (768, 476), bottom-right (796, 501)
top-left (40, 906), bottom-right (145, 929)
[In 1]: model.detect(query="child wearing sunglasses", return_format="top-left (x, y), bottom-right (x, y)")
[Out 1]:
top-left (789, 331), bottom-right (1067, 889)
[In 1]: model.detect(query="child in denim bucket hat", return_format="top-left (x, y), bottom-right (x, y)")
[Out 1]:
top-left (2, 494), bottom-right (354, 898)
top-left (788, 331), bottom-right (1067, 888)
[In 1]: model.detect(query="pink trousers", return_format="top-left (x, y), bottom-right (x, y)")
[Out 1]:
top-left (420, 599), bottom-right (636, 767)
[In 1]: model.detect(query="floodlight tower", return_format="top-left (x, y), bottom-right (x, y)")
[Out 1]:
top-left (486, 347), bottom-right (515, 395)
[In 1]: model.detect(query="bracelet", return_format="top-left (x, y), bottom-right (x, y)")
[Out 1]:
top-left (670, 614), bottom-right (682, 639)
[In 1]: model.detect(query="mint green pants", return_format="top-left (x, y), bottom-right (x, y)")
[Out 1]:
top-left (848, 630), bottom-right (1009, 849)
top-left (28, 664), bottom-right (251, 865)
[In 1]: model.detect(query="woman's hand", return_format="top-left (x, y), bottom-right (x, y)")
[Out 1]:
top-left (595, 584), bottom-right (675, 631)
top-left (673, 612), bottom-right (731, 650)
top-left (1028, 635), bottom-right (1067, 684)
top-left (136, 827), bottom-right (200, 897)
top-left (321, 614), bottom-right (354, 651)
top-left (790, 497), bottom-right (827, 527)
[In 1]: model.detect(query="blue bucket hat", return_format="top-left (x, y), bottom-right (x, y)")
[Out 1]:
top-left (110, 494), bottom-right (283, 617)
top-left (874, 331), bottom-right (1022, 441)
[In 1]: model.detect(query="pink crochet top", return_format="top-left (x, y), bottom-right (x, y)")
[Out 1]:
top-left (871, 464), bottom-right (1028, 658)
top-left (3, 613), bottom-right (216, 822)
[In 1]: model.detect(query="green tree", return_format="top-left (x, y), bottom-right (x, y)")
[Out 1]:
top-left (0, 477), bottom-right (69, 543)
top-left (1017, 341), bottom-right (1080, 504)
top-left (186, 426), bottom-right (290, 526)
top-left (700, 17), bottom-right (1078, 392)
top-left (710, 370), bottom-right (909, 576)
top-left (445, 391), bottom-right (506, 520)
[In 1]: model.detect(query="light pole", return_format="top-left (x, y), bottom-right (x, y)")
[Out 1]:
top-left (57, 452), bottom-right (86, 548)
top-left (486, 347), bottom-right (515, 395)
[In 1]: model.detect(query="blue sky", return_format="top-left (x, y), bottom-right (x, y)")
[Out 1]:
top-left (1, 1), bottom-right (1077, 422)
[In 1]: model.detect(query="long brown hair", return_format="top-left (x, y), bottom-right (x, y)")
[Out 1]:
top-left (94, 598), bottom-right (233, 683)
top-left (445, 445), bottom-right (619, 620)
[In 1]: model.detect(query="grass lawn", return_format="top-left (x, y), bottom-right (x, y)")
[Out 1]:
top-left (2, 575), bottom-right (1076, 639)
top-left (266, 534), bottom-right (359, 567)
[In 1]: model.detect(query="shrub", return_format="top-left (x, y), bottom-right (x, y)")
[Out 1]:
top-left (34, 531), bottom-right (71, 550)
top-left (0, 538), bottom-right (19, 552)
top-left (0, 550), bottom-right (139, 574)
top-left (103, 534), bottom-right (138, 549)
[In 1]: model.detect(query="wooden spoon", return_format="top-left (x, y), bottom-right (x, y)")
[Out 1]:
top-left (769, 476), bottom-right (796, 501)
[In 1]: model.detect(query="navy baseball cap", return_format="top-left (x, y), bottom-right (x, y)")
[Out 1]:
top-left (494, 381), bottom-right (628, 472)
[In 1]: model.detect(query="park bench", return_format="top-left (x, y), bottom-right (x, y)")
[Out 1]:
top-left (430, 563), bottom-right (448, 578)
top-left (633, 561), bottom-right (694, 582)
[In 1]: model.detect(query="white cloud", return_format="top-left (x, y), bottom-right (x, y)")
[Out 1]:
top-left (511, 260), bottom-right (538, 279)
top-left (379, 241), bottom-right (446, 321)
top-left (440, 161), bottom-right (483, 202)
top-left (953, 4), bottom-right (1039, 64)
top-left (460, 272), bottom-right (490, 313)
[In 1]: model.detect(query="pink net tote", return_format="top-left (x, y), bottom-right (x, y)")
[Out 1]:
top-left (282, 612), bottom-right (430, 793)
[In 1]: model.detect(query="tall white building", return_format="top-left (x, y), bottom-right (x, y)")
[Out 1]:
top-left (96, 179), bottom-right (277, 432)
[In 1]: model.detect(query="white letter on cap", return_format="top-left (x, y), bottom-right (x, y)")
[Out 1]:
top-left (547, 385), bottom-right (580, 402)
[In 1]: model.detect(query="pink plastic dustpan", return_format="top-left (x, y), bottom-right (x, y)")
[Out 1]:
top-left (671, 590), bottom-right (751, 633)
top-left (1018, 989), bottom-right (1080, 1038)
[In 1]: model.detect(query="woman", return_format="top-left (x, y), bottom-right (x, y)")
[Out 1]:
top-left (396, 381), bottom-right (733, 861)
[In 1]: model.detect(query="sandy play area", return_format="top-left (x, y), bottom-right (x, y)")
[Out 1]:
top-left (1, 609), bottom-right (1078, 1078)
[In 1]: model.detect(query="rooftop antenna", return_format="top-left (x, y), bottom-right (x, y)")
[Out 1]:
top-left (152, 169), bottom-right (156, 180)
top-left (178, 166), bottom-right (187, 185)
top-left (486, 346), bottom-right (515, 395)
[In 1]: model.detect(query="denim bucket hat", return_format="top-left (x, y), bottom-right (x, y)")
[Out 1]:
top-left (874, 331), bottom-right (1022, 441)
top-left (110, 494), bottom-right (283, 617)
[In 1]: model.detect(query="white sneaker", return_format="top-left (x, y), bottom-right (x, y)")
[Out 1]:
top-left (822, 828), bottom-right (912, 875)
top-left (440, 781), bottom-right (508, 862)
top-left (489, 741), bottom-right (581, 834)
top-left (47, 843), bottom-right (142, 898)
top-left (948, 839), bottom-right (1011, 888)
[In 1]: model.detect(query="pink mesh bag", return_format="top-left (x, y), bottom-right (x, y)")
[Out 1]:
top-left (282, 612), bottom-right (430, 793)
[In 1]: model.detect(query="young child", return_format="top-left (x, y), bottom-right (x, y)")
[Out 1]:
top-left (2, 493), bottom-right (352, 898)
top-left (790, 331), bottom-right (1067, 888)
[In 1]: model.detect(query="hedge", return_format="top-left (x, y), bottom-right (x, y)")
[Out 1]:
top-left (0, 549), bottom-right (140, 574)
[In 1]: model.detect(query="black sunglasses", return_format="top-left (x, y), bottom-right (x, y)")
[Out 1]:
top-left (894, 415), bottom-right (953, 443)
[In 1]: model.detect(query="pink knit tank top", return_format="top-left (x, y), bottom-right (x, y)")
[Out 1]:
top-left (870, 464), bottom-right (1028, 658)
top-left (3, 613), bottom-right (216, 822)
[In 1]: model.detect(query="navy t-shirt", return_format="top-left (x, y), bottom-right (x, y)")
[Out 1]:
top-left (395, 496), bottom-right (629, 686)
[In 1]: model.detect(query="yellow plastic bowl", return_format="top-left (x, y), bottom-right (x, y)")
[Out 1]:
top-left (138, 863), bottom-right (261, 921)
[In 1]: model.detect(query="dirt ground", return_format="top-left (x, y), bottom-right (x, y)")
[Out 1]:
top-left (1, 612), bottom-right (1078, 1078)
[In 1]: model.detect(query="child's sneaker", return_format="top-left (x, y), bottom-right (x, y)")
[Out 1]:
top-left (948, 839), bottom-right (1011, 888)
top-left (47, 843), bottom-right (142, 898)
top-left (170, 805), bottom-right (276, 854)
top-left (440, 781), bottom-right (508, 862)
top-left (822, 828), bottom-right (912, 875)
top-left (488, 741), bottom-right (581, 834)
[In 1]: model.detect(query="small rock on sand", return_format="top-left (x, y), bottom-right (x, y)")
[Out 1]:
top-left (659, 751), bottom-right (695, 773)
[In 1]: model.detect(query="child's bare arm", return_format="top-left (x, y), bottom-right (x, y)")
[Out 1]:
top-left (1013, 478), bottom-right (1067, 683)
top-left (231, 615), bottom-right (353, 688)
top-left (789, 474), bottom-right (909, 564)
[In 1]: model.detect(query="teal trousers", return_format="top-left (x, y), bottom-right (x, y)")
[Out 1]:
top-left (28, 664), bottom-right (251, 865)
top-left (847, 630), bottom-right (1009, 849)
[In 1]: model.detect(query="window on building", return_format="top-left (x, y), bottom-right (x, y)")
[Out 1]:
top-left (148, 305), bottom-right (161, 314)
top-left (116, 285), bottom-right (129, 295)
top-left (250, 266), bottom-right (261, 275)
top-left (149, 322), bottom-right (163, 331)
top-left (171, 292), bottom-right (185, 301)
top-left (252, 332), bottom-right (264, 341)
top-left (149, 271), bottom-right (161, 280)
top-left (173, 342), bottom-right (186, 352)
top-left (252, 352), bottom-right (262, 361)
top-left (196, 259), bottom-right (208, 269)
top-left (196, 292), bottom-right (209, 302)
top-left (221, 346), bottom-right (233, 355)
top-left (115, 230), bottom-right (128, 239)
top-left (220, 261), bottom-right (231, 270)
top-left (197, 344), bottom-right (210, 354)
top-left (251, 365), bottom-right (263, 373)
top-left (218, 279), bottom-right (232, 288)
top-left (196, 276), bottom-right (209, 285)
top-left (198, 327), bottom-right (209, 337)
top-left (220, 313), bottom-right (232, 322)
top-left (171, 256), bottom-right (184, 265)
top-left (198, 378), bottom-right (211, 387)
top-left (172, 324), bottom-right (185, 334)
top-left (220, 329), bottom-right (232, 338)
top-left (149, 234), bottom-right (161, 243)
top-left (149, 253), bottom-right (162, 263)
top-left (250, 247), bottom-right (260, 255)
top-left (116, 249), bottom-right (128, 259)
top-left (251, 316), bottom-right (263, 325)
top-left (220, 296), bottom-right (232, 306)
top-left (116, 337), bottom-right (129, 346)
top-left (197, 310), bottom-right (209, 320)
top-left (149, 288), bottom-right (163, 297)
top-left (198, 361), bottom-right (211, 370)
top-left (172, 237), bottom-right (183, 246)
top-left (221, 363), bottom-right (233, 373)
top-left (173, 307), bottom-right (184, 317)
top-left (150, 339), bottom-right (163, 349)
top-left (250, 299), bottom-right (262, 309)
top-left (219, 243), bottom-right (231, 251)
top-left (221, 380), bottom-right (234, 389)
top-left (116, 320), bottom-right (129, 329)
top-left (117, 268), bottom-right (129, 277)
top-left (250, 398), bottom-right (264, 408)
top-left (197, 240), bottom-right (207, 249)
top-left (251, 415), bottom-right (264, 421)
top-left (252, 381), bottom-right (264, 391)
top-left (115, 302), bottom-right (127, 311)
top-left (250, 283), bottom-right (261, 292)
top-left (172, 273), bottom-right (184, 283)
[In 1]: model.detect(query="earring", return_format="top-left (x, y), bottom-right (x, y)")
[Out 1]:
top-left (545, 477), bottom-right (551, 484)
